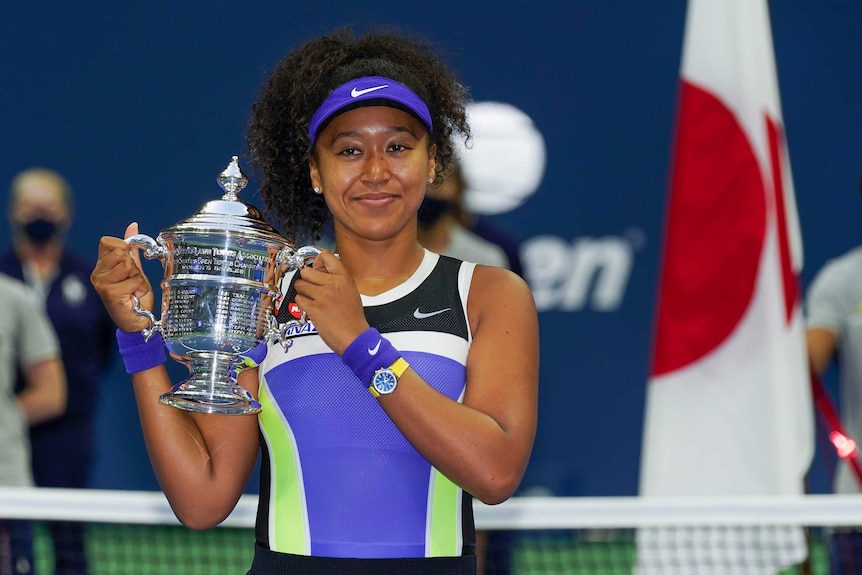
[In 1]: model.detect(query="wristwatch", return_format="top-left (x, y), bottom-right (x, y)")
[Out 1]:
top-left (369, 357), bottom-right (410, 397)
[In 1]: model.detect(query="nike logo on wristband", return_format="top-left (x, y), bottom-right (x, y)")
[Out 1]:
top-left (413, 307), bottom-right (451, 319)
top-left (368, 340), bottom-right (381, 355)
top-left (351, 85), bottom-right (388, 97)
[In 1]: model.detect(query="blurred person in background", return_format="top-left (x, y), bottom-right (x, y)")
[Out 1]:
top-left (450, 100), bottom-right (547, 281)
top-left (417, 163), bottom-right (511, 270)
top-left (1, 168), bottom-right (116, 575)
top-left (0, 272), bottom-right (66, 575)
top-left (805, 171), bottom-right (862, 575)
top-left (460, 213), bottom-right (523, 279)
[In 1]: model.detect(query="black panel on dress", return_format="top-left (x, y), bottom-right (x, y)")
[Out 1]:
top-left (255, 429), bottom-right (272, 548)
top-left (275, 255), bottom-right (469, 341)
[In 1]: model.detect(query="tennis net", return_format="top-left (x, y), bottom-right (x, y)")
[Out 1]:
top-left (3, 488), bottom-right (862, 574)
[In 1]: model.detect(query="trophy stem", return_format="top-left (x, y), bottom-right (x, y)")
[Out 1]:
top-left (159, 352), bottom-right (261, 415)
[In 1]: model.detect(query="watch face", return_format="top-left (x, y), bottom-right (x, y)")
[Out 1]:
top-left (373, 369), bottom-right (398, 395)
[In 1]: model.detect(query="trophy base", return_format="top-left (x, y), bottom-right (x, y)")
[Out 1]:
top-left (160, 381), bottom-right (262, 415)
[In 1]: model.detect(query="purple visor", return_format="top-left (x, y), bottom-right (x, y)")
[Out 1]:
top-left (308, 76), bottom-right (433, 143)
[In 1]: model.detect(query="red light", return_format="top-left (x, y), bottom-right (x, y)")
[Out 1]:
top-left (829, 431), bottom-right (859, 459)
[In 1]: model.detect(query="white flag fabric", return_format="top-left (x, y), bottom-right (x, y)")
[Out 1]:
top-left (637, 0), bottom-right (814, 572)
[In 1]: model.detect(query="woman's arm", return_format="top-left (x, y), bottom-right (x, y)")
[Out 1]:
top-left (91, 225), bottom-right (260, 529)
top-left (377, 266), bottom-right (539, 504)
top-left (130, 364), bottom-right (260, 529)
top-left (807, 327), bottom-right (837, 377)
top-left (18, 357), bottom-right (67, 425)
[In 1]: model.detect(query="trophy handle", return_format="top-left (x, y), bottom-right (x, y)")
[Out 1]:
top-left (126, 233), bottom-right (167, 341)
top-left (275, 244), bottom-right (323, 270)
top-left (126, 233), bottom-right (169, 261)
top-left (266, 313), bottom-right (298, 351)
top-left (266, 245), bottom-right (326, 349)
top-left (130, 295), bottom-right (163, 341)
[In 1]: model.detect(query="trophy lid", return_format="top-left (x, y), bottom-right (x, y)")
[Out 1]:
top-left (162, 156), bottom-right (286, 242)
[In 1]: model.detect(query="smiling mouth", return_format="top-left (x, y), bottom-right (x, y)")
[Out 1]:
top-left (356, 192), bottom-right (397, 203)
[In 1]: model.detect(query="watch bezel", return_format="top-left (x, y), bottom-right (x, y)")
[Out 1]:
top-left (368, 357), bottom-right (409, 397)
top-left (371, 367), bottom-right (398, 396)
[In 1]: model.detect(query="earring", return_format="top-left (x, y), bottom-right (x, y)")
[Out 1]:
top-left (427, 178), bottom-right (434, 184)
top-left (313, 187), bottom-right (321, 194)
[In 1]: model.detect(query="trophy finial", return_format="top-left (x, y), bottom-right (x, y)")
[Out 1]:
top-left (218, 155), bottom-right (248, 201)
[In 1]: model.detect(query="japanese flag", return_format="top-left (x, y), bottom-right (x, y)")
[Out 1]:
top-left (637, 0), bottom-right (814, 572)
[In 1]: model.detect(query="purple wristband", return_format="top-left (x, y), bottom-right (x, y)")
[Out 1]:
top-left (341, 328), bottom-right (401, 386)
top-left (116, 329), bottom-right (167, 374)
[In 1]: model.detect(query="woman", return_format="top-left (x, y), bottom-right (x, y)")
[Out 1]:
top-left (91, 29), bottom-right (539, 575)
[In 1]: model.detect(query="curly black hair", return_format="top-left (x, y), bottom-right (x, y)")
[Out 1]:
top-left (245, 28), bottom-right (471, 244)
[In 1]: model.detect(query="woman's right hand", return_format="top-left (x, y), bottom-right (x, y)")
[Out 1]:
top-left (90, 222), bottom-right (156, 333)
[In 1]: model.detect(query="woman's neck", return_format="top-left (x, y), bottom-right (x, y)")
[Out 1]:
top-left (334, 234), bottom-right (426, 296)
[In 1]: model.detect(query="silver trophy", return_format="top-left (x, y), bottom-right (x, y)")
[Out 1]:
top-left (126, 156), bottom-right (320, 415)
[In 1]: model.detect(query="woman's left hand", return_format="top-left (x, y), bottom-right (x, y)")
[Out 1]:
top-left (292, 250), bottom-right (369, 355)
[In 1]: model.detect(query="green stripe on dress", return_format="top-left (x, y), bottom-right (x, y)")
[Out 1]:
top-left (259, 382), bottom-right (309, 554)
top-left (428, 468), bottom-right (462, 556)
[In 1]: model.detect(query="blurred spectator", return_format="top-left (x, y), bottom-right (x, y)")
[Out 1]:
top-left (418, 165), bottom-right (511, 269)
top-left (453, 100), bottom-right (546, 280)
top-left (0, 272), bottom-right (66, 575)
top-left (1, 168), bottom-right (115, 575)
top-left (461, 212), bottom-right (524, 278)
top-left (804, 171), bottom-right (862, 574)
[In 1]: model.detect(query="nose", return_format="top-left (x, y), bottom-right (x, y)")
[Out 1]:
top-left (361, 149), bottom-right (391, 186)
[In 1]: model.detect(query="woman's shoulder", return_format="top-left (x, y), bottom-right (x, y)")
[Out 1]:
top-left (464, 264), bottom-right (538, 345)
top-left (0, 272), bottom-right (31, 300)
top-left (468, 265), bottom-right (535, 308)
top-left (0, 273), bottom-right (41, 323)
top-left (813, 245), bottom-right (862, 285)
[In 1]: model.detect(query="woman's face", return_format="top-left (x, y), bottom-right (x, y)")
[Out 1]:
top-left (309, 105), bottom-right (436, 243)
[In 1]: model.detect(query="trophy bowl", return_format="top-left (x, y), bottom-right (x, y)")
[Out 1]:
top-left (126, 156), bottom-right (320, 414)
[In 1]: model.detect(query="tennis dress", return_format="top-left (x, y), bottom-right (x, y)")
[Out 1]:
top-left (252, 249), bottom-right (477, 573)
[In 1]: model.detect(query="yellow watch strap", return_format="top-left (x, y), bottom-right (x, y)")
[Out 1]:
top-left (390, 357), bottom-right (410, 378)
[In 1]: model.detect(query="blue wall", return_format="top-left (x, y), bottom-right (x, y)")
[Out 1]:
top-left (2, 1), bottom-right (860, 496)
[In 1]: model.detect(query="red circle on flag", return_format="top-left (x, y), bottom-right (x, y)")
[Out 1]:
top-left (651, 82), bottom-right (766, 377)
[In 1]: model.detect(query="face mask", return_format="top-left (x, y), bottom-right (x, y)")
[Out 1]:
top-left (417, 196), bottom-right (453, 228)
top-left (20, 218), bottom-right (61, 245)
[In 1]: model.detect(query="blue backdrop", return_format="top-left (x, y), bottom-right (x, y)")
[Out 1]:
top-left (2, 1), bottom-right (860, 497)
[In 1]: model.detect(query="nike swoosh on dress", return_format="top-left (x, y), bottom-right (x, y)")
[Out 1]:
top-left (413, 307), bottom-right (451, 319)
